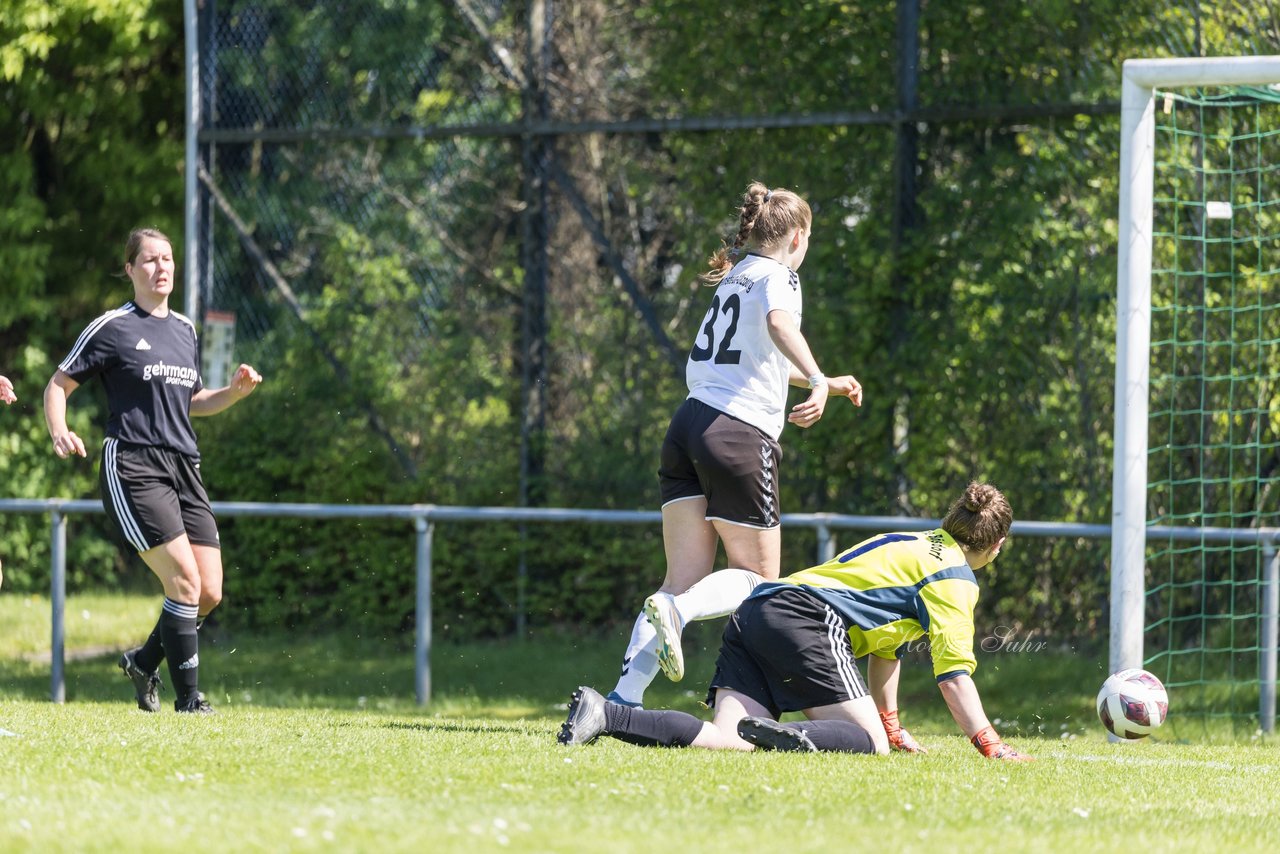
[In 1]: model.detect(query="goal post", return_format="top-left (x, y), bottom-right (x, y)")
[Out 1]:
top-left (1112, 56), bottom-right (1280, 734)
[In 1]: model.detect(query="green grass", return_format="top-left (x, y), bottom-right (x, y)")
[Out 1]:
top-left (1, 592), bottom-right (163, 658)
top-left (2, 594), bottom-right (1279, 852)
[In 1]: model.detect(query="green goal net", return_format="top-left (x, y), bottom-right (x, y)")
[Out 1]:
top-left (1145, 84), bottom-right (1280, 738)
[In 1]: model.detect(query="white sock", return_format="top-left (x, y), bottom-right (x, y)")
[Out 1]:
top-left (609, 611), bottom-right (660, 705)
top-left (672, 568), bottom-right (766, 622)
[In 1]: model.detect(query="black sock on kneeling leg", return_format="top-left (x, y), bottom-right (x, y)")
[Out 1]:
top-left (786, 719), bottom-right (875, 753)
top-left (603, 702), bottom-right (704, 747)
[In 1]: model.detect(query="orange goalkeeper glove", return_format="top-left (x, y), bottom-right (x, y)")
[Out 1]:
top-left (879, 709), bottom-right (927, 753)
top-left (971, 725), bottom-right (1033, 761)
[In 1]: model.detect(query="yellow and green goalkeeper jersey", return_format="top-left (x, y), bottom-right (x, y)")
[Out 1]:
top-left (747, 529), bottom-right (980, 681)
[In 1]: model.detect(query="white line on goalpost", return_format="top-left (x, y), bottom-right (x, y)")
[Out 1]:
top-left (1112, 56), bottom-right (1280, 734)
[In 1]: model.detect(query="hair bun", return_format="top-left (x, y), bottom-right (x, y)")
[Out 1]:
top-left (942, 481), bottom-right (1012, 552)
top-left (964, 483), bottom-right (995, 513)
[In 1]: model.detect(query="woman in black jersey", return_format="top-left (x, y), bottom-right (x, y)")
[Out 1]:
top-left (43, 227), bottom-right (262, 714)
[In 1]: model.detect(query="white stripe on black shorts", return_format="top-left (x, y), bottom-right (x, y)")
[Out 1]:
top-left (99, 439), bottom-right (220, 552)
top-left (706, 586), bottom-right (868, 717)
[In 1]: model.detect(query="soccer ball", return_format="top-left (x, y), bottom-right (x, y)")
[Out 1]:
top-left (1096, 668), bottom-right (1169, 739)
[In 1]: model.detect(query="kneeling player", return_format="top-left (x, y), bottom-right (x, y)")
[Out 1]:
top-left (557, 481), bottom-right (1032, 760)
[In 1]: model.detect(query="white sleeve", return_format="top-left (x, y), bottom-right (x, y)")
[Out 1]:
top-left (758, 269), bottom-right (801, 319)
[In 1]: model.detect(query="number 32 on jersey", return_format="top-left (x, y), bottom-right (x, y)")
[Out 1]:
top-left (690, 293), bottom-right (742, 364)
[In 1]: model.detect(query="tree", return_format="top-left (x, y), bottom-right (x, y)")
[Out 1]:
top-left (0, 0), bottom-right (185, 590)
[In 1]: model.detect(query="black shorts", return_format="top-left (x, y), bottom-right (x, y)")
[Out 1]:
top-left (706, 586), bottom-right (868, 717)
top-left (658, 397), bottom-right (782, 529)
top-left (99, 438), bottom-right (220, 553)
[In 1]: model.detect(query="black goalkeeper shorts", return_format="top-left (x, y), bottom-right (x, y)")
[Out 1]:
top-left (706, 586), bottom-right (869, 717)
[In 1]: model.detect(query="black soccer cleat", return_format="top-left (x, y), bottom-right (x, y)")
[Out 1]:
top-left (557, 686), bottom-right (607, 746)
top-left (737, 716), bottom-right (818, 752)
top-left (175, 692), bottom-right (216, 715)
top-left (118, 648), bottom-right (162, 713)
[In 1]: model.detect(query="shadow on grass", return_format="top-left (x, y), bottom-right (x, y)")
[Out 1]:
top-left (0, 621), bottom-right (728, 717)
top-left (378, 720), bottom-right (533, 734)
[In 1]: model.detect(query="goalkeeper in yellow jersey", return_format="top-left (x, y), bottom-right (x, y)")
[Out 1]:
top-left (558, 481), bottom-right (1032, 760)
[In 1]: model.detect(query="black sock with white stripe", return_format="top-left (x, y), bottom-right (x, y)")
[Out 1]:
top-left (135, 606), bottom-right (205, 673)
top-left (159, 598), bottom-right (200, 705)
top-left (134, 616), bottom-right (165, 674)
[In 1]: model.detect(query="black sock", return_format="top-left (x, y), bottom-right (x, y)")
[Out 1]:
top-left (788, 719), bottom-right (875, 754)
top-left (603, 701), bottom-right (704, 747)
top-left (159, 598), bottom-right (200, 704)
top-left (134, 615), bottom-right (165, 674)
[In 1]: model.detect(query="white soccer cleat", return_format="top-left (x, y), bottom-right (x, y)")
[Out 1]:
top-left (643, 593), bottom-right (686, 682)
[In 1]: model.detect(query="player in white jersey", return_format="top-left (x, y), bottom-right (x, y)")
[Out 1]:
top-left (44, 227), bottom-right (262, 714)
top-left (607, 182), bottom-right (865, 707)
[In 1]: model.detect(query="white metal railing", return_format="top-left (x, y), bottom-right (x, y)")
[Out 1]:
top-left (1, 497), bottom-right (1276, 729)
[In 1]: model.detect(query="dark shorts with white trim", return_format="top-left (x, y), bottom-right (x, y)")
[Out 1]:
top-left (706, 585), bottom-right (869, 718)
top-left (658, 397), bottom-right (783, 529)
top-left (99, 438), bottom-right (220, 553)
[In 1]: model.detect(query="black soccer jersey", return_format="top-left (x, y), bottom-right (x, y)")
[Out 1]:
top-left (58, 301), bottom-right (205, 458)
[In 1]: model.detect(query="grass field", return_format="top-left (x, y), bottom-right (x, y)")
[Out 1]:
top-left (2, 593), bottom-right (1278, 852)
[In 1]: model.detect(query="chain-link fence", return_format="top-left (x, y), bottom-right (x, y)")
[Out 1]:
top-left (192, 1), bottom-right (1270, 481)
top-left (182, 1), bottom-right (1280, 649)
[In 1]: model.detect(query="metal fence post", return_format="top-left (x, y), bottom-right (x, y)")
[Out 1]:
top-left (415, 514), bottom-right (434, 707)
top-left (50, 508), bottom-right (67, 704)
top-left (816, 523), bottom-right (835, 564)
top-left (182, 0), bottom-right (201, 322)
top-left (1262, 540), bottom-right (1278, 734)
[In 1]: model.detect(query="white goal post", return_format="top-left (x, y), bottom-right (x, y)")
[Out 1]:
top-left (1111, 57), bottom-right (1280, 710)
